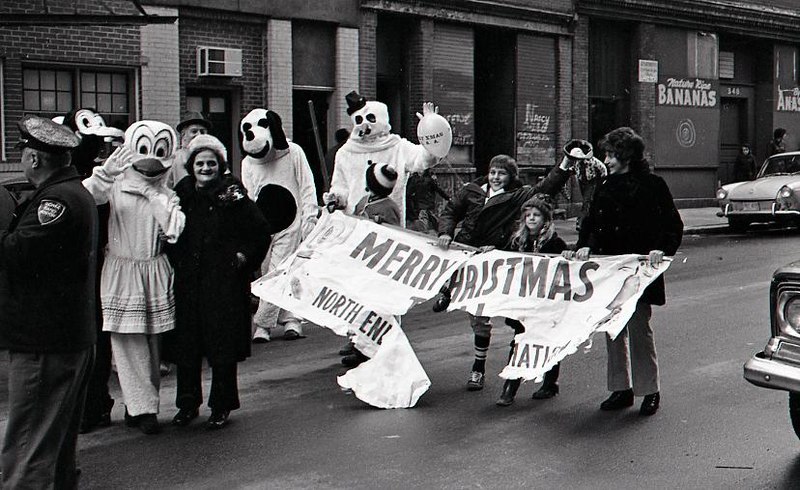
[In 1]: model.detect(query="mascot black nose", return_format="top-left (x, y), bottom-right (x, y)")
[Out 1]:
top-left (245, 130), bottom-right (255, 141)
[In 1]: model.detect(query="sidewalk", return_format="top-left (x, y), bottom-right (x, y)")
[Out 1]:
top-left (554, 207), bottom-right (727, 243)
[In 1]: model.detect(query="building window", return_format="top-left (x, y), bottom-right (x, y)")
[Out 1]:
top-left (23, 66), bottom-right (132, 129)
top-left (719, 51), bottom-right (735, 80)
top-left (688, 32), bottom-right (718, 79)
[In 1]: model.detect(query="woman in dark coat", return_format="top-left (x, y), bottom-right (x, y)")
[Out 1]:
top-left (733, 144), bottom-right (757, 182)
top-left (568, 127), bottom-right (683, 417)
top-left (165, 134), bottom-right (271, 430)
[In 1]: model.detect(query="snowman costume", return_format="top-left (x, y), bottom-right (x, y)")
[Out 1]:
top-left (239, 109), bottom-right (317, 340)
top-left (325, 91), bottom-right (439, 225)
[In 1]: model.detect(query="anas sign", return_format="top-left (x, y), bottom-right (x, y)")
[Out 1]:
top-left (777, 86), bottom-right (800, 112)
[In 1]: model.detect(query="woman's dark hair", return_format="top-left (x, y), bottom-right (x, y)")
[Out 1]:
top-left (775, 128), bottom-right (787, 140)
top-left (184, 145), bottom-right (228, 177)
top-left (599, 126), bottom-right (649, 173)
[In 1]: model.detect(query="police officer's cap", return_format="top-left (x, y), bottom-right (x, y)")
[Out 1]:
top-left (16, 115), bottom-right (80, 154)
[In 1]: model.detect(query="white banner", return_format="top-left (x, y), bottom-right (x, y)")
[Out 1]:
top-left (446, 250), bottom-right (670, 381)
top-left (251, 211), bottom-right (472, 408)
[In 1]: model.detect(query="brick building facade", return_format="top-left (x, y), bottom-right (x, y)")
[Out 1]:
top-left (3, 0), bottom-right (800, 206)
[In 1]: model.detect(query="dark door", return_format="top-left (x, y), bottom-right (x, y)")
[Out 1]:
top-left (474, 28), bottom-right (516, 176)
top-left (292, 90), bottom-right (329, 204)
top-left (719, 97), bottom-right (746, 184)
top-left (185, 88), bottom-right (237, 174)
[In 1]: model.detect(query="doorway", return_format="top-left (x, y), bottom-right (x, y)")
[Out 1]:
top-left (719, 97), bottom-right (747, 184)
top-left (588, 21), bottom-right (632, 155)
top-left (474, 28), bottom-right (516, 175)
top-left (185, 88), bottom-right (238, 174)
top-left (292, 89), bottom-right (330, 203)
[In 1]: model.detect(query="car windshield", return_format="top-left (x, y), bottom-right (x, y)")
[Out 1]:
top-left (759, 155), bottom-right (800, 177)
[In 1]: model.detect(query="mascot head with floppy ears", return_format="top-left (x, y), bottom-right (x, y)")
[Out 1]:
top-left (122, 120), bottom-right (178, 185)
top-left (238, 108), bottom-right (289, 161)
top-left (60, 108), bottom-right (125, 177)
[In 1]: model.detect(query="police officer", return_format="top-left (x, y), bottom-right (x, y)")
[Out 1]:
top-left (0, 115), bottom-right (98, 488)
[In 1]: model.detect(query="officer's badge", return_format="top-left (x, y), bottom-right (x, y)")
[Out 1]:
top-left (37, 199), bottom-right (66, 225)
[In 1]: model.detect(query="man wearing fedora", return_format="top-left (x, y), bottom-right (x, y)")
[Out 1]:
top-left (167, 111), bottom-right (213, 188)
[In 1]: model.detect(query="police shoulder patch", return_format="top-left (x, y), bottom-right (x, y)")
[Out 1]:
top-left (37, 199), bottom-right (66, 225)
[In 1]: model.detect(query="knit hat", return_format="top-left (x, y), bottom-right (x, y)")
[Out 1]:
top-left (488, 154), bottom-right (518, 179)
top-left (521, 193), bottom-right (555, 222)
top-left (365, 160), bottom-right (397, 197)
top-left (185, 134), bottom-right (228, 175)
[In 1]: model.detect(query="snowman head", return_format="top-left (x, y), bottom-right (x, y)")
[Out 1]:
top-left (345, 91), bottom-right (391, 143)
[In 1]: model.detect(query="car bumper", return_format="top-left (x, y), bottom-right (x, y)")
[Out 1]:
top-left (717, 202), bottom-right (800, 219)
top-left (744, 350), bottom-right (800, 392)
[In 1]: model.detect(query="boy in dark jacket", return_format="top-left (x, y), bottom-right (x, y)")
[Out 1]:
top-left (435, 154), bottom-right (573, 391)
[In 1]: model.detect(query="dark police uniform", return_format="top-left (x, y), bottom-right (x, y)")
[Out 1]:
top-left (0, 116), bottom-right (98, 489)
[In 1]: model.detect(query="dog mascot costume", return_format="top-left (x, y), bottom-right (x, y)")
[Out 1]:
top-left (324, 91), bottom-right (442, 225)
top-left (83, 120), bottom-right (185, 433)
top-left (239, 109), bottom-right (317, 341)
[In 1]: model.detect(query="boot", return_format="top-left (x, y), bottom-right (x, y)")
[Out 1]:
top-left (431, 286), bottom-right (451, 312)
top-left (531, 382), bottom-right (559, 400)
top-left (496, 379), bottom-right (521, 406)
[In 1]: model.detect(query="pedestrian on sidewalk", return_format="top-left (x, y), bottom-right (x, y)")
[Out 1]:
top-left (733, 144), bottom-right (757, 182)
top-left (564, 126), bottom-right (683, 417)
top-left (434, 154), bottom-right (574, 391)
top-left (769, 128), bottom-right (787, 157)
top-left (164, 135), bottom-right (272, 430)
top-left (0, 116), bottom-right (96, 488)
top-left (496, 193), bottom-right (568, 406)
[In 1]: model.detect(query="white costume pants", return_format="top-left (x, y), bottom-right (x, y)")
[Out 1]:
top-left (110, 333), bottom-right (162, 416)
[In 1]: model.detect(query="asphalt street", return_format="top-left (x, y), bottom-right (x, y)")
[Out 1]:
top-left (5, 225), bottom-right (800, 489)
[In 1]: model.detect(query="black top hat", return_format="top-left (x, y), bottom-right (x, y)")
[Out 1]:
top-left (177, 111), bottom-right (213, 133)
top-left (345, 91), bottom-right (367, 116)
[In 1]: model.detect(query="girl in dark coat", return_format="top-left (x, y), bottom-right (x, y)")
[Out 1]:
top-left (497, 194), bottom-right (568, 406)
top-left (568, 127), bottom-right (683, 417)
top-left (165, 135), bottom-right (271, 429)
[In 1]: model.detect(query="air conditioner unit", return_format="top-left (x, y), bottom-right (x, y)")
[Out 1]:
top-left (197, 46), bottom-right (242, 77)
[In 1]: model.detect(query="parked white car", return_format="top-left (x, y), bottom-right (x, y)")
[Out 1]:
top-left (717, 151), bottom-right (800, 232)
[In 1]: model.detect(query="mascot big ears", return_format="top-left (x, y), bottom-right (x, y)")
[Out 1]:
top-left (256, 184), bottom-right (297, 236)
top-left (239, 109), bottom-right (289, 159)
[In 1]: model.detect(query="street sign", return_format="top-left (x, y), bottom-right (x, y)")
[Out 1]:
top-left (639, 59), bottom-right (658, 83)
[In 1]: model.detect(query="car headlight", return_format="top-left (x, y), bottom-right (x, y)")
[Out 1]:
top-left (777, 185), bottom-right (798, 211)
top-left (785, 297), bottom-right (800, 333)
top-left (716, 188), bottom-right (728, 200)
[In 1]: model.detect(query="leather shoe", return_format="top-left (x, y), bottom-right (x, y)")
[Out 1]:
top-left (137, 414), bottom-right (161, 435)
top-left (496, 379), bottom-right (521, 406)
top-left (600, 389), bottom-right (634, 411)
top-left (338, 341), bottom-right (355, 356)
top-left (124, 408), bottom-right (139, 428)
top-left (341, 350), bottom-right (369, 368)
top-left (172, 408), bottom-right (199, 427)
top-left (531, 383), bottom-right (559, 400)
top-left (639, 392), bottom-right (660, 416)
top-left (207, 410), bottom-right (230, 430)
top-left (431, 288), bottom-right (451, 312)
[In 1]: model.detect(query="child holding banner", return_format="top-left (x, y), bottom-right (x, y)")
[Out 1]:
top-left (497, 194), bottom-right (567, 406)
top-left (435, 154), bottom-right (574, 391)
top-left (340, 161), bottom-right (402, 367)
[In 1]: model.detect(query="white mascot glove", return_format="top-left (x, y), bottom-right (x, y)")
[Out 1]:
top-left (100, 146), bottom-right (133, 178)
top-left (415, 102), bottom-right (438, 121)
top-left (322, 191), bottom-right (345, 213)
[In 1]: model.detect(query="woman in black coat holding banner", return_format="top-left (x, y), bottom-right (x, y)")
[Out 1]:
top-left (164, 135), bottom-right (272, 430)
top-left (567, 127), bottom-right (683, 417)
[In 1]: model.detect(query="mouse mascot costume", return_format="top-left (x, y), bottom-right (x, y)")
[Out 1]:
top-left (61, 108), bottom-right (125, 433)
top-left (239, 109), bottom-right (317, 342)
top-left (324, 91), bottom-right (443, 225)
top-left (83, 120), bottom-right (185, 434)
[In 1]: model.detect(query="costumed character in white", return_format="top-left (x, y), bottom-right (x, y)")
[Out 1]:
top-left (324, 91), bottom-right (443, 225)
top-left (239, 109), bottom-right (317, 342)
top-left (83, 120), bottom-right (185, 435)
